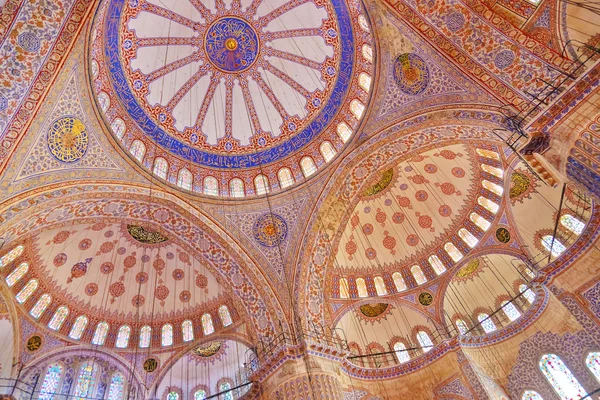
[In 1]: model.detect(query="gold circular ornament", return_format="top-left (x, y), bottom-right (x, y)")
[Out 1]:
top-left (418, 292), bottom-right (433, 306)
top-left (143, 358), bottom-right (158, 372)
top-left (496, 227), bottom-right (511, 243)
top-left (26, 335), bottom-right (42, 352)
top-left (47, 116), bottom-right (88, 163)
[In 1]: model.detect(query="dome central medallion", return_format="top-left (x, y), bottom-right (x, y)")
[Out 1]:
top-left (205, 17), bottom-right (259, 73)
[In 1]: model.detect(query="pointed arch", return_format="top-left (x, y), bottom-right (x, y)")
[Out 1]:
top-left (254, 174), bottom-right (270, 195)
top-left (177, 168), bottom-right (193, 190)
top-left (300, 157), bottom-right (317, 178)
top-left (277, 168), bottom-right (294, 188)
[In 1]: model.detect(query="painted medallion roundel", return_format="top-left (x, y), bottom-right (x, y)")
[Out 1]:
top-left (47, 116), bottom-right (88, 162)
top-left (393, 53), bottom-right (430, 95)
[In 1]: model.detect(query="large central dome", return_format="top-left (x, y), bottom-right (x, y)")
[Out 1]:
top-left (90, 0), bottom-right (374, 196)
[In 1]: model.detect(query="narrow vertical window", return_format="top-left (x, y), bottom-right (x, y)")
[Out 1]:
top-left (182, 320), bottom-right (194, 342)
top-left (116, 325), bottom-right (131, 348)
top-left (203, 176), bottom-right (219, 196)
top-left (229, 178), bottom-right (245, 198)
top-left (393, 342), bottom-right (410, 363)
top-left (541, 235), bottom-right (566, 257)
top-left (219, 382), bottom-right (233, 400)
top-left (98, 92), bottom-right (110, 112)
top-left (458, 228), bottom-right (479, 248)
top-left (219, 305), bottom-right (232, 327)
top-left (92, 322), bottom-right (109, 346)
top-left (428, 255), bottom-right (446, 275)
top-left (350, 99), bottom-right (364, 119)
top-left (456, 319), bottom-right (469, 335)
top-left (195, 390), bottom-right (207, 400)
top-left (362, 44), bottom-right (373, 62)
top-left (161, 324), bottom-right (173, 346)
top-left (560, 214), bottom-right (585, 235)
top-left (392, 272), bottom-right (406, 291)
top-left (74, 361), bottom-right (99, 400)
top-left (337, 122), bottom-right (352, 143)
top-left (30, 294), bottom-right (52, 319)
top-left (444, 243), bottom-right (463, 262)
top-left (539, 354), bottom-right (587, 399)
top-left (470, 213), bottom-right (491, 231)
top-left (139, 325), bottom-right (151, 348)
top-left (501, 300), bottom-right (521, 321)
top-left (0, 245), bottom-right (24, 268)
top-left (356, 278), bottom-right (368, 297)
top-left (254, 174), bottom-right (270, 195)
top-left (202, 313), bottom-right (214, 335)
top-left (482, 180), bottom-right (504, 196)
top-left (339, 278), bottom-right (349, 298)
top-left (129, 140), bottom-right (145, 162)
top-left (39, 363), bottom-right (63, 400)
top-left (167, 392), bottom-right (179, 400)
top-left (481, 164), bottom-right (504, 178)
top-left (478, 313), bottom-right (496, 333)
top-left (476, 148), bottom-right (500, 160)
top-left (177, 168), bottom-right (193, 190)
top-left (300, 157), bottom-right (317, 178)
top-left (111, 118), bottom-right (126, 139)
top-left (585, 352), bottom-right (600, 382)
top-left (411, 265), bottom-right (427, 284)
top-left (69, 316), bottom-right (88, 340)
top-left (16, 279), bottom-right (38, 303)
top-left (319, 141), bottom-right (336, 162)
top-left (478, 197), bottom-right (499, 214)
top-left (374, 276), bottom-right (387, 296)
top-left (153, 156), bottom-right (169, 178)
top-left (277, 168), bottom-right (294, 188)
top-left (359, 73), bottom-right (371, 92)
top-left (522, 391), bottom-right (544, 400)
top-left (416, 331), bottom-right (434, 353)
top-left (358, 14), bottom-right (370, 31)
top-left (107, 373), bottom-right (125, 400)
top-left (6, 262), bottom-right (28, 286)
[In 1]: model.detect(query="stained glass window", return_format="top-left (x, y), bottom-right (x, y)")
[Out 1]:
top-left (542, 235), bottom-right (566, 257)
top-left (167, 392), bottom-right (179, 400)
top-left (182, 320), bottom-right (194, 342)
top-left (482, 180), bottom-right (504, 196)
top-left (411, 265), bottom-right (427, 284)
top-left (16, 279), bottom-right (38, 303)
top-left (539, 354), bottom-right (587, 399)
top-left (470, 212), bottom-right (491, 231)
top-left (107, 373), bottom-right (125, 400)
top-left (458, 228), bottom-right (479, 248)
top-left (358, 14), bottom-right (370, 31)
top-left (444, 243), bottom-right (463, 262)
top-left (92, 322), bottom-right (109, 346)
top-left (6, 262), bottom-right (28, 286)
top-left (522, 391), bottom-right (543, 400)
top-left (278, 168), bottom-right (294, 188)
top-left (501, 300), bottom-right (521, 322)
top-left (393, 342), bottom-right (410, 363)
top-left (69, 315), bottom-right (88, 340)
top-left (229, 178), bottom-right (245, 198)
top-left (428, 255), bottom-right (446, 275)
top-left (202, 313), bottom-right (214, 335)
top-left (219, 305), bottom-right (233, 327)
top-left (161, 324), bottom-right (173, 346)
top-left (48, 306), bottom-right (68, 331)
top-left (0, 245), bottom-right (24, 268)
top-left (195, 389), bottom-right (207, 400)
top-left (456, 319), bottom-right (469, 335)
top-left (374, 276), bottom-right (387, 296)
top-left (177, 168), bottom-right (193, 191)
top-left (320, 141), bottom-right (336, 162)
top-left (339, 278), bottom-right (349, 298)
top-left (481, 164), bottom-right (504, 178)
top-left (560, 214), bottom-right (585, 235)
top-left (204, 176), bottom-right (219, 196)
top-left (359, 73), bottom-right (371, 91)
top-left (254, 174), bottom-right (270, 195)
top-left (478, 196), bottom-right (499, 214)
top-left (111, 118), bottom-right (126, 139)
top-left (74, 361), bottom-right (99, 400)
top-left (219, 382), bottom-right (233, 400)
top-left (139, 325), bottom-right (151, 348)
top-left (350, 99), bottom-right (365, 119)
top-left (153, 157), bottom-right (168, 179)
top-left (39, 363), bottom-right (63, 400)
top-left (585, 352), bottom-right (600, 382)
top-left (356, 278), bottom-right (368, 297)
top-left (524, 266), bottom-right (536, 279)
top-left (416, 331), bottom-right (434, 353)
top-left (392, 272), bottom-right (406, 291)
top-left (478, 313), bottom-right (496, 333)
top-left (362, 44), bottom-right (373, 62)
top-left (116, 325), bottom-right (130, 348)
top-left (300, 157), bottom-right (317, 178)
top-left (129, 140), bottom-right (145, 162)
top-left (30, 294), bottom-right (52, 319)
top-left (476, 148), bottom-right (500, 160)
top-left (98, 92), bottom-right (110, 112)
top-left (337, 122), bottom-right (352, 143)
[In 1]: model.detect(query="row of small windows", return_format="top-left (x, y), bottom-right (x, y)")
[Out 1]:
top-left (167, 380), bottom-right (233, 400)
top-left (351, 330), bottom-right (435, 367)
top-left (539, 214), bottom-right (586, 257)
top-left (40, 362), bottom-right (125, 400)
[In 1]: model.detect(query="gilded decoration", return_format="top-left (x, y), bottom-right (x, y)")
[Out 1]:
top-left (359, 303), bottom-right (389, 317)
top-left (363, 169), bottom-right (394, 197)
top-left (26, 335), bottom-right (42, 352)
top-left (418, 292), bottom-right (433, 306)
top-left (143, 358), bottom-right (158, 372)
top-left (192, 341), bottom-right (222, 357)
top-left (454, 258), bottom-right (481, 282)
top-left (126, 224), bottom-right (168, 244)
top-left (47, 116), bottom-right (88, 162)
top-left (510, 169), bottom-right (537, 204)
top-left (496, 227), bottom-right (511, 243)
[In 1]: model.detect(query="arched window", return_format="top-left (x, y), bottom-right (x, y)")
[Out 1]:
top-left (277, 168), bottom-right (294, 188)
top-left (16, 279), bottom-right (37, 303)
top-left (139, 325), bottom-right (151, 348)
top-left (477, 313), bottom-right (496, 333)
top-left (92, 322), bottom-right (109, 346)
top-left (470, 212), bottom-right (491, 231)
top-left (107, 373), bottom-right (125, 400)
top-left (229, 178), bottom-right (245, 198)
top-left (411, 265), bottom-right (427, 284)
top-left (6, 262), bottom-right (28, 286)
top-left (356, 278), bottom-right (368, 297)
top-left (585, 352), bottom-right (600, 382)
top-left (481, 164), bottom-right (504, 178)
top-left (177, 168), bottom-right (193, 190)
top-left (319, 141), bottom-right (336, 162)
top-left (416, 331), bottom-right (434, 353)
top-left (182, 320), bottom-right (194, 342)
top-left (560, 214), bottom-right (585, 235)
top-left (482, 180), bottom-right (504, 196)
top-left (458, 228), bottom-right (479, 248)
top-left (522, 391), bottom-right (544, 400)
top-left (254, 174), bottom-right (270, 195)
top-left (501, 300), bottom-right (521, 321)
top-left (337, 122), bottom-right (352, 143)
top-left (358, 14), bottom-right (370, 31)
top-left (541, 235), bottom-right (566, 257)
top-left (30, 294), bottom-right (52, 319)
top-left (219, 381), bottom-right (233, 400)
top-left (161, 324), bottom-right (173, 346)
top-left (39, 363), bottom-right (63, 400)
top-left (116, 325), bottom-right (131, 348)
top-left (129, 140), bottom-right (145, 162)
top-left (300, 157), bottom-right (317, 178)
top-left (219, 305), bottom-right (233, 327)
top-left (374, 276), bottom-right (387, 296)
top-left (478, 196), bottom-right (499, 214)
top-left (456, 319), bottom-right (469, 335)
top-left (0, 245), bottom-right (24, 268)
top-left (153, 157), bottom-right (169, 179)
top-left (393, 342), bottom-right (410, 363)
top-left (428, 255), bottom-right (446, 275)
top-left (202, 313), bottom-right (214, 335)
top-left (392, 272), bottom-right (406, 291)
top-left (444, 243), bottom-right (463, 262)
top-left (111, 118), bottom-right (126, 139)
top-left (195, 390), bottom-right (207, 400)
top-left (350, 99), bottom-right (364, 119)
top-left (476, 148), bottom-right (500, 160)
top-left (339, 278), bottom-right (349, 298)
top-left (98, 92), bottom-right (110, 112)
top-left (69, 315), bottom-right (88, 340)
top-left (203, 176), bottom-right (219, 196)
top-left (74, 361), bottom-right (99, 399)
top-left (539, 354), bottom-right (587, 399)
top-left (167, 392), bottom-right (179, 400)
top-left (362, 44), bottom-right (373, 62)
top-left (359, 73), bottom-right (371, 91)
